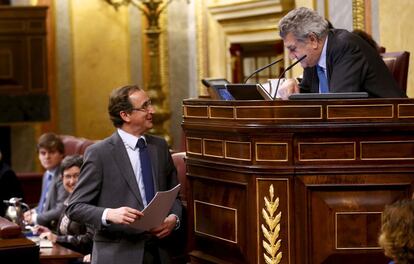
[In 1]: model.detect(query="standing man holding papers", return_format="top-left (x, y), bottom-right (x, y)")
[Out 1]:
top-left (277, 7), bottom-right (407, 100)
top-left (66, 85), bottom-right (182, 264)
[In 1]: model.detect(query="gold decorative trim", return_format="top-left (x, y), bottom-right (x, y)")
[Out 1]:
top-left (298, 142), bottom-right (356, 161)
top-left (195, 0), bottom-right (208, 96)
top-left (203, 138), bottom-right (224, 158)
top-left (261, 184), bottom-right (282, 264)
top-left (255, 142), bottom-right (288, 162)
top-left (209, 105), bottom-right (236, 120)
top-left (360, 140), bottom-right (414, 160)
top-left (183, 105), bottom-right (209, 118)
top-left (398, 104), bottom-right (414, 118)
top-left (186, 137), bottom-right (203, 155)
top-left (335, 211), bottom-right (382, 250)
top-left (194, 200), bottom-right (238, 244)
top-left (256, 178), bottom-right (290, 264)
top-left (352, 0), bottom-right (365, 30)
top-left (225, 140), bottom-right (252, 161)
top-left (235, 105), bottom-right (323, 120)
top-left (327, 104), bottom-right (394, 119)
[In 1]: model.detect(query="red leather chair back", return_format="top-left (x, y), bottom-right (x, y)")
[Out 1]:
top-left (172, 152), bottom-right (187, 205)
top-left (381, 51), bottom-right (410, 92)
top-left (60, 135), bottom-right (96, 156)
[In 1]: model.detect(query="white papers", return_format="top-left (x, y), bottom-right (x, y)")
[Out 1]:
top-left (131, 184), bottom-right (180, 231)
top-left (27, 236), bottom-right (53, 248)
top-left (259, 79), bottom-right (284, 99)
top-left (39, 238), bottom-right (53, 248)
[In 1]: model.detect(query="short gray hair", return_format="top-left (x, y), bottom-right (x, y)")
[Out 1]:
top-left (279, 7), bottom-right (329, 42)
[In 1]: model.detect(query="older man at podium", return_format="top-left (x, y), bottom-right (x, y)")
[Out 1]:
top-left (277, 7), bottom-right (407, 100)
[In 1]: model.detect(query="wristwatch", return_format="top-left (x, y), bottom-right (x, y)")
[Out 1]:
top-left (174, 214), bottom-right (180, 230)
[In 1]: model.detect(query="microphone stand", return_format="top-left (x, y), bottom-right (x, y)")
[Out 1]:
top-left (244, 58), bottom-right (284, 84)
top-left (274, 55), bottom-right (307, 99)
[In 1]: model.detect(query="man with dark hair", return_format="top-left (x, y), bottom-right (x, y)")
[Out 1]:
top-left (277, 7), bottom-right (406, 99)
top-left (24, 132), bottom-right (68, 230)
top-left (67, 85), bottom-right (182, 264)
top-left (35, 155), bottom-right (93, 260)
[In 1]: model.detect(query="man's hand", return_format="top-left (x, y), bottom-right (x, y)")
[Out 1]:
top-left (32, 225), bottom-right (50, 235)
top-left (277, 78), bottom-right (300, 100)
top-left (39, 231), bottom-right (57, 243)
top-left (106, 207), bottom-right (143, 225)
top-left (149, 214), bottom-right (177, 239)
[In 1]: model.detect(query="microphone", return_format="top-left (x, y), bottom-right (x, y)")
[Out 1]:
top-left (244, 58), bottom-right (284, 84)
top-left (274, 55), bottom-right (307, 98)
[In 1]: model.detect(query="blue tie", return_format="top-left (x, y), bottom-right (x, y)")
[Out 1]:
top-left (37, 172), bottom-right (52, 213)
top-left (137, 138), bottom-right (155, 203)
top-left (317, 65), bottom-right (329, 93)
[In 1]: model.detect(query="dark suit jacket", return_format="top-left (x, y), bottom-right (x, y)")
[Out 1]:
top-left (66, 132), bottom-right (182, 264)
top-left (36, 170), bottom-right (68, 230)
top-left (0, 161), bottom-right (24, 217)
top-left (300, 29), bottom-right (407, 98)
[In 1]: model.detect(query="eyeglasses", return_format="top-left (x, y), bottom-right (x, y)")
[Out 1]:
top-left (131, 100), bottom-right (153, 113)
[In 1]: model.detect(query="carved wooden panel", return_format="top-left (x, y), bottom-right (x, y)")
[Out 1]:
top-left (191, 175), bottom-right (249, 263)
top-left (256, 142), bottom-right (288, 162)
top-left (300, 179), bottom-right (410, 264)
top-left (0, 7), bottom-right (47, 95)
top-left (398, 104), bottom-right (414, 118)
top-left (235, 105), bottom-right (322, 120)
top-left (327, 104), bottom-right (394, 119)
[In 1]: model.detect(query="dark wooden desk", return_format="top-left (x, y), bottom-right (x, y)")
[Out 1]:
top-left (182, 98), bottom-right (413, 264)
top-left (40, 243), bottom-right (83, 264)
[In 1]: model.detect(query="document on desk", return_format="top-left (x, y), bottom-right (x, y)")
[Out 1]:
top-left (131, 184), bottom-right (180, 230)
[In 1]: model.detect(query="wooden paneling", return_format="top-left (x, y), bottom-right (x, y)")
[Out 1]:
top-left (0, 6), bottom-right (47, 95)
top-left (0, 6), bottom-right (50, 123)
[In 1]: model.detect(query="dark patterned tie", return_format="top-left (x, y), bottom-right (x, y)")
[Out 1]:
top-left (136, 138), bottom-right (155, 203)
top-left (317, 65), bottom-right (329, 93)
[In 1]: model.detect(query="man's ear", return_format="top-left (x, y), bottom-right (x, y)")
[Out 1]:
top-left (308, 33), bottom-right (320, 48)
top-left (119, 111), bottom-right (131, 123)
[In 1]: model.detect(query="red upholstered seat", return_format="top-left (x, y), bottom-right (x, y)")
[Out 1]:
top-left (171, 152), bottom-right (187, 206)
top-left (60, 135), bottom-right (96, 156)
top-left (381, 51), bottom-right (410, 92)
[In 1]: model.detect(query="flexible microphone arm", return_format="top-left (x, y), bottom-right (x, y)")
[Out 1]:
top-left (274, 55), bottom-right (307, 99)
top-left (243, 58), bottom-right (284, 84)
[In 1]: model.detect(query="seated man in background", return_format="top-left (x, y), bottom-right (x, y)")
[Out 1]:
top-left (277, 7), bottom-right (406, 99)
top-left (0, 149), bottom-right (24, 217)
top-left (24, 133), bottom-right (69, 230)
top-left (379, 199), bottom-right (414, 264)
top-left (35, 155), bottom-right (93, 261)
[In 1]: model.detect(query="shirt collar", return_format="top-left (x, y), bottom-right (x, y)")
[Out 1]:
top-left (117, 128), bottom-right (146, 150)
top-left (46, 167), bottom-right (59, 177)
top-left (317, 35), bottom-right (328, 70)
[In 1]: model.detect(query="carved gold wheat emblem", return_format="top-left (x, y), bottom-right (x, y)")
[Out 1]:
top-left (261, 184), bottom-right (282, 264)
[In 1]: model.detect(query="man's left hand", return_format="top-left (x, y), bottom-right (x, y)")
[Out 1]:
top-left (149, 214), bottom-right (177, 239)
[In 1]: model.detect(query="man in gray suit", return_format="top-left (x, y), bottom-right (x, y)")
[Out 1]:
top-left (66, 85), bottom-right (182, 264)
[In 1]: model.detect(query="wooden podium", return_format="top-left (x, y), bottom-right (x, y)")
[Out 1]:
top-left (181, 98), bottom-right (414, 264)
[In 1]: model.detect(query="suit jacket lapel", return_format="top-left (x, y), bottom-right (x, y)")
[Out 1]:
top-left (110, 132), bottom-right (144, 208)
